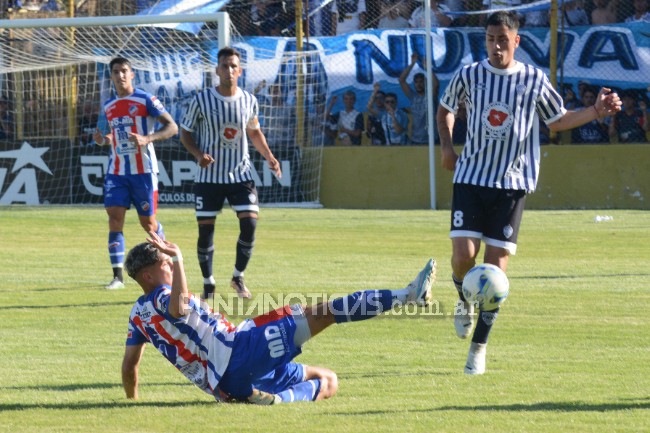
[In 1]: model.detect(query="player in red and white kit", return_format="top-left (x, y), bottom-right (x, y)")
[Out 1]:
top-left (93, 57), bottom-right (178, 290)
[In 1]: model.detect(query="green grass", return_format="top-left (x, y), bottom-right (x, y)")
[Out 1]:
top-left (0, 207), bottom-right (648, 433)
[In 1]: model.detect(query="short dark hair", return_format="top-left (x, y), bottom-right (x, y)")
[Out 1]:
top-left (485, 11), bottom-right (520, 31)
top-left (414, 72), bottom-right (425, 81)
top-left (109, 57), bottom-right (132, 71)
top-left (125, 242), bottom-right (162, 280)
top-left (217, 47), bottom-right (241, 62)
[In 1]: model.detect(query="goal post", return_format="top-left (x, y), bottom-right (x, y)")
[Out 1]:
top-left (0, 12), bottom-right (324, 207)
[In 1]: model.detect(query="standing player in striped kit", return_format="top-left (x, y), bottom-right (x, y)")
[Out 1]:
top-left (437, 11), bottom-right (621, 374)
top-left (180, 47), bottom-right (281, 300)
top-left (93, 57), bottom-right (178, 290)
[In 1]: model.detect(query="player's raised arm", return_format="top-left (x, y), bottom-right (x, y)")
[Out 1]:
top-left (548, 87), bottom-right (621, 132)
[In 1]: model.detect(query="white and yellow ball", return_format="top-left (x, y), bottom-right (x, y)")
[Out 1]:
top-left (462, 263), bottom-right (509, 311)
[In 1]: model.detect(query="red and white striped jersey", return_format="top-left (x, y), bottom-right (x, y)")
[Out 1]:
top-left (126, 285), bottom-right (237, 398)
top-left (103, 88), bottom-right (167, 175)
top-left (440, 60), bottom-right (566, 192)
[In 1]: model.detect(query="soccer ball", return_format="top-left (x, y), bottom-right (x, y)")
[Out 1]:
top-left (462, 264), bottom-right (510, 311)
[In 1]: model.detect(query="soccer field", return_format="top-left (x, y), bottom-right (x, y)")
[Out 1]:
top-left (0, 207), bottom-right (648, 433)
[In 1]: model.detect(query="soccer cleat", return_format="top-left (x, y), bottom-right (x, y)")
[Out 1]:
top-left (454, 299), bottom-right (475, 339)
top-left (230, 276), bottom-right (252, 299)
top-left (407, 258), bottom-right (436, 306)
top-left (464, 341), bottom-right (487, 375)
top-left (203, 284), bottom-right (216, 300)
top-left (105, 277), bottom-right (125, 290)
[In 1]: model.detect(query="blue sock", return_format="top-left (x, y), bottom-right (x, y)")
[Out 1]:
top-left (330, 290), bottom-right (395, 324)
top-left (472, 307), bottom-right (500, 344)
top-left (108, 231), bottom-right (125, 269)
top-left (156, 222), bottom-right (165, 240)
top-left (277, 379), bottom-right (321, 403)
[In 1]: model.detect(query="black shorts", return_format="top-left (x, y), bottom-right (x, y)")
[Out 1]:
top-left (194, 181), bottom-right (259, 220)
top-left (450, 183), bottom-right (526, 255)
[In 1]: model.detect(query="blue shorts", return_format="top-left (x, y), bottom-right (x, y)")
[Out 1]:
top-left (104, 173), bottom-right (159, 216)
top-left (218, 306), bottom-right (304, 400)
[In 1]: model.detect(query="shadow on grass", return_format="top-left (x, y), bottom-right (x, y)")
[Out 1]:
top-left (1, 382), bottom-right (190, 392)
top-left (4, 300), bottom-right (134, 310)
top-left (435, 401), bottom-right (650, 412)
top-left (509, 273), bottom-right (650, 280)
top-left (0, 400), bottom-right (216, 411)
top-left (330, 400), bottom-right (650, 416)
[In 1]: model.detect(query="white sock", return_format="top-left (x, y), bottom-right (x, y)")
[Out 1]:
top-left (204, 276), bottom-right (215, 285)
top-left (392, 288), bottom-right (410, 303)
top-left (233, 268), bottom-right (244, 278)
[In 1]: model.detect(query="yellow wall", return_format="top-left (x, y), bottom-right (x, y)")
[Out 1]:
top-left (320, 145), bottom-right (650, 209)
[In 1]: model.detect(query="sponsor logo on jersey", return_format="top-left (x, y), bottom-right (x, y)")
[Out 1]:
top-left (152, 97), bottom-right (165, 112)
top-left (482, 102), bottom-right (513, 141)
top-left (264, 324), bottom-right (287, 358)
top-left (219, 122), bottom-right (242, 149)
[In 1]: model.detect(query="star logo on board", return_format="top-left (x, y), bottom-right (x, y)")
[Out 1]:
top-left (0, 141), bottom-right (52, 175)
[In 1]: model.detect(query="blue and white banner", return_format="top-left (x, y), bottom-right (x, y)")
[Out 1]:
top-left (235, 22), bottom-right (650, 113)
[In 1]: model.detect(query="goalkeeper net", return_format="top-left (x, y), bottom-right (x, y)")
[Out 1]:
top-left (0, 12), bottom-right (324, 207)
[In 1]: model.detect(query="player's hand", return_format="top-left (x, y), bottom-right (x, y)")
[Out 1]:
top-left (441, 146), bottom-right (459, 171)
top-left (128, 132), bottom-right (151, 146)
top-left (198, 153), bottom-right (215, 168)
top-left (411, 52), bottom-right (419, 65)
top-left (146, 231), bottom-right (181, 259)
top-left (267, 155), bottom-right (282, 179)
top-left (595, 87), bottom-right (622, 117)
top-left (92, 128), bottom-right (106, 146)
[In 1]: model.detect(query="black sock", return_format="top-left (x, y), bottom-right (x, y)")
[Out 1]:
top-left (198, 224), bottom-right (215, 279)
top-left (452, 273), bottom-right (467, 302)
top-left (113, 267), bottom-right (123, 282)
top-left (471, 307), bottom-right (500, 344)
top-left (235, 217), bottom-right (256, 273)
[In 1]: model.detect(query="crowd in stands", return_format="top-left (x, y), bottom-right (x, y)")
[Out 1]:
top-left (3, 0), bottom-right (649, 145)
top-left (223, 0), bottom-right (649, 37)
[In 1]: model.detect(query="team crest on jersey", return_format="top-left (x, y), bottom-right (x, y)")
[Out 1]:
top-left (220, 122), bottom-right (242, 149)
top-left (129, 104), bottom-right (138, 116)
top-left (503, 224), bottom-right (514, 239)
top-left (482, 102), bottom-right (513, 141)
top-left (516, 83), bottom-right (527, 95)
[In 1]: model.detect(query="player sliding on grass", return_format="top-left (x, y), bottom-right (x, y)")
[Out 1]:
top-left (436, 11), bottom-right (622, 374)
top-left (121, 232), bottom-right (435, 404)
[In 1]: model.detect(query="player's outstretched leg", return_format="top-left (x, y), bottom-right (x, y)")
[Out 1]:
top-left (328, 258), bottom-right (436, 324)
top-left (452, 274), bottom-right (474, 339)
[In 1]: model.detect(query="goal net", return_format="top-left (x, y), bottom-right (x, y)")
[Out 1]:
top-left (0, 12), bottom-right (325, 207)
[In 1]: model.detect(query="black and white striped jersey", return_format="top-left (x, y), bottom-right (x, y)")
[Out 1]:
top-left (181, 87), bottom-right (259, 184)
top-left (440, 59), bottom-right (566, 192)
